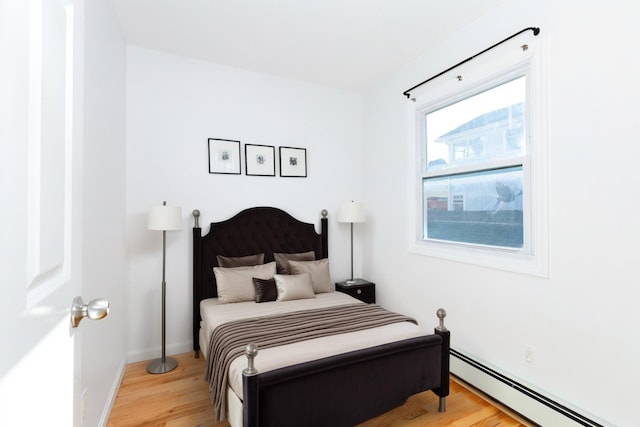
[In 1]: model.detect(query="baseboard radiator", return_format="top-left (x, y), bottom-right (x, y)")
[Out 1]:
top-left (450, 349), bottom-right (608, 427)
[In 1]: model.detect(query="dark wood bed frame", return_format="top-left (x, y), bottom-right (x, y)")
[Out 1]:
top-left (192, 207), bottom-right (450, 427)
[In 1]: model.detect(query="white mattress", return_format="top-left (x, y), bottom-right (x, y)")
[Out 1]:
top-left (200, 292), bottom-right (430, 400)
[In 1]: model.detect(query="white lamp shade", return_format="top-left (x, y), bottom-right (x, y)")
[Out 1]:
top-left (148, 203), bottom-right (182, 231)
top-left (337, 201), bottom-right (365, 223)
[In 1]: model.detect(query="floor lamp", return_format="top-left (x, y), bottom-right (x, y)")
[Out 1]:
top-left (147, 201), bottom-right (182, 374)
top-left (338, 201), bottom-right (366, 284)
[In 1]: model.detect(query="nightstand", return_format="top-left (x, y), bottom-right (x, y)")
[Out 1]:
top-left (335, 279), bottom-right (376, 304)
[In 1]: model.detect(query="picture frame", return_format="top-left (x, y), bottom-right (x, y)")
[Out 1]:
top-left (279, 146), bottom-right (307, 177)
top-left (208, 138), bottom-right (241, 174)
top-left (245, 144), bottom-right (276, 176)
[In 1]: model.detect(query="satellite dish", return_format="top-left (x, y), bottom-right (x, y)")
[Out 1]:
top-left (490, 182), bottom-right (522, 213)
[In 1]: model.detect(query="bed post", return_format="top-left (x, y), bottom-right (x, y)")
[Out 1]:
top-left (434, 308), bottom-right (450, 412)
top-left (192, 209), bottom-right (202, 358)
top-left (243, 343), bottom-right (259, 427)
top-left (320, 209), bottom-right (328, 259)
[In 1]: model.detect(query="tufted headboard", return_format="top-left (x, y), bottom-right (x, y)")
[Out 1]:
top-left (192, 206), bottom-right (328, 356)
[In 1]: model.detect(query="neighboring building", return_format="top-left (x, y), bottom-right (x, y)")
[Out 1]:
top-left (425, 103), bottom-right (525, 247)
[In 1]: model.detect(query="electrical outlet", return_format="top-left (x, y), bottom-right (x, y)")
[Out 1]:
top-left (524, 345), bottom-right (534, 365)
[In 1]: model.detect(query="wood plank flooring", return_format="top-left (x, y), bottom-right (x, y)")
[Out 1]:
top-left (108, 352), bottom-right (533, 427)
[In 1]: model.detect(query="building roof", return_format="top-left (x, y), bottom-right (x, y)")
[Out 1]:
top-left (436, 102), bottom-right (524, 142)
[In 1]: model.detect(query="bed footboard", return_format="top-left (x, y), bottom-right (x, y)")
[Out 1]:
top-left (242, 330), bottom-right (449, 427)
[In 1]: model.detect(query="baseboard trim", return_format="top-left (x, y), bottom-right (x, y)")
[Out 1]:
top-left (450, 349), bottom-right (607, 427)
top-left (98, 355), bottom-right (128, 427)
top-left (127, 341), bottom-right (192, 364)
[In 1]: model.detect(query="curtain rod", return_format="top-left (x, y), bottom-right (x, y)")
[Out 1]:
top-left (402, 26), bottom-right (540, 99)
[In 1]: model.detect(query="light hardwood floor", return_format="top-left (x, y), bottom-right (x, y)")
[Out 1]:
top-left (108, 352), bottom-right (534, 427)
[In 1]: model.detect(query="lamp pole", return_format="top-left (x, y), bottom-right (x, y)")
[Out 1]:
top-left (349, 222), bottom-right (354, 282)
top-left (160, 229), bottom-right (168, 366)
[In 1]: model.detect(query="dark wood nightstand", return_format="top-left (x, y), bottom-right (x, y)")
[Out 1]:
top-left (335, 279), bottom-right (376, 304)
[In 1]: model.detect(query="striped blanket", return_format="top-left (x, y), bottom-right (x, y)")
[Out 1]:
top-left (205, 303), bottom-right (417, 421)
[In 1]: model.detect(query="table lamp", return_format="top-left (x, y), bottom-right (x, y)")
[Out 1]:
top-left (337, 201), bottom-right (365, 284)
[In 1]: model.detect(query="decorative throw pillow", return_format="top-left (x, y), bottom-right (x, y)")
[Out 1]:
top-left (273, 251), bottom-right (316, 274)
top-left (217, 253), bottom-right (265, 268)
top-left (274, 273), bottom-right (315, 302)
top-left (214, 262), bottom-right (276, 304)
top-left (252, 277), bottom-right (277, 303)
top-left (288, 258), bottom-right (332, 293)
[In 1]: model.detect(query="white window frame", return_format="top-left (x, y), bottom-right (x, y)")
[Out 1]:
top-left (406, 34), bottom-right (549, 277)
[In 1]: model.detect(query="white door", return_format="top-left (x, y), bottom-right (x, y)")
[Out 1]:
top-left (0, 0), bottom-right (85, 425)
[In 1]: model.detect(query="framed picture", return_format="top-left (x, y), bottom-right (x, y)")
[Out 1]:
top-left (208, 138), bottom-right (241, 174)
top-left (245, 144), bottom-right (275, 176)
top-left (279, 146), bottom-right (307, 177)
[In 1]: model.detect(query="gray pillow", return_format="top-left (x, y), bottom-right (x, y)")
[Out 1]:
top-left (214, 262), bottom-right (276, 303)
top-left (274, 273), bottom-right (315, 301)
top-left (217, 253), bottom-right (264, 268)
top-left (288, 258), bottom-right (332, 293)
top-left (273, 251), bottom-right (315, 274)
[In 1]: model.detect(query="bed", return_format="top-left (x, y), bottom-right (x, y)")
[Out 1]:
top-left (192, 206), bottom-right (450, 427)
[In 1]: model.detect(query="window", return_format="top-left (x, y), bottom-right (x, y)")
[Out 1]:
top-left (424, 77), bottom-right (525, 249)
top-left (408, 35), bottom-right (548, 276)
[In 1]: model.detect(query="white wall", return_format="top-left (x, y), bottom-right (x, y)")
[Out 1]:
top-left (81, 0), bottom-right (128, 425)
top-left (125, 47), bottom-right (364, 361)
top-left (362, 1), bottom-right (639, 426)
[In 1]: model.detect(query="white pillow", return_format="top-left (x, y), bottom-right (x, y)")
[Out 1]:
top-left (214, 262), bottom-right (276, 304)
top-left (275, 273), bottom-right (315, 301)
top-left (288, 258), bottom-right (332, 293)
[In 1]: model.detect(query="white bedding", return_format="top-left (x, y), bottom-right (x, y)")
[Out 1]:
top-left (200, 292), bottom-right (430, 400)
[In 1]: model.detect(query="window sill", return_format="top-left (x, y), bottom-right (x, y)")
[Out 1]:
top-left (408, 239), bottom-right (548, 278)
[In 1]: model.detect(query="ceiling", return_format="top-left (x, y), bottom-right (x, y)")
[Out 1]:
top-left (113, 0), bottom-right (507, 92)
